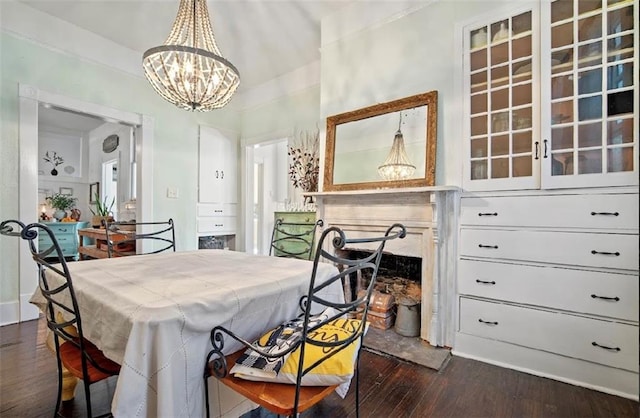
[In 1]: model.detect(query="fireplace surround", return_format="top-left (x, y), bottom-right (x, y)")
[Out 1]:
top-left (311, 186), bottom-right (459, 347)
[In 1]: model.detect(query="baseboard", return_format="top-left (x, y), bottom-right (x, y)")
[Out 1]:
top-left (0, 301), bottom-right (20, 326)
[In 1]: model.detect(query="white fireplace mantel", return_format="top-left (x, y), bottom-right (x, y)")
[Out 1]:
top-left (310, 186), bottom-right (460, 347)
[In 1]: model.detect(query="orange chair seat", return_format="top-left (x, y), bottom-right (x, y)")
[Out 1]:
top-left (209, 350), bottom-right (337, 416)
top-left (60, 338), bottom-right (120, 384)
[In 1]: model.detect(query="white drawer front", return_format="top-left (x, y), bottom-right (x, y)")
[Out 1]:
top-left (458, 259), bottom-right (639, 321)
top-left (460, 193), bottom-right (638, 230)
top-left (459, 297), bottom-right (639, 372)
top-left (197, 203), bottom-right (237, 217)
top-left (460, 229), bottom-right (638, 270)
top-left (197, 217), bottom-right (237, 234)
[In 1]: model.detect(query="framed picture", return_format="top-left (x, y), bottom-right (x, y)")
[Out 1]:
top-left (89, 182), bottom-right (100, 204)
top-left (59, 187), bottom-right (73, 196)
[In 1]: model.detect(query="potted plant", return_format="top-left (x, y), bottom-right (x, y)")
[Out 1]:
top-left (90, 193), bottom-right (115, 228)
top-left (45, 192), bottom-right (77, 220)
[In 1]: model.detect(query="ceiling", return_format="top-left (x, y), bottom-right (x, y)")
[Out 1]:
top-left (20, 0), bottom-right (356, 92)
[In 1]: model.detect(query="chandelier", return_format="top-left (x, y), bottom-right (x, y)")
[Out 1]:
top-left (142, 0), bottom-right (240, 111)
top-left (378, 112), bottom-right (416, 180)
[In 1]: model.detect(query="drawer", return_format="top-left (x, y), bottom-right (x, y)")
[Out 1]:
top-left (197, 203), bottom-right (237, 217)
top-left (458, 259), bottom-right (639, 321)
top-left (460, 229), bottom-right (638, 270)
top-left (460, 193), bottom-right (638, 230)
top-left (197, 217), bottom-right (237, 234)
top-left (39, 234), bottom-right (74, 245)
top-left (459, 297), bottom-right (639, 372)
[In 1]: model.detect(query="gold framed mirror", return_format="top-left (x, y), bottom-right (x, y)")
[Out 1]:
top-left (323, 91), bottom-right (437, 192)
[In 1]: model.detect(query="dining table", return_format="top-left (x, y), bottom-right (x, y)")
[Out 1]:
top-left (30, 249), bottom-right (343, 418)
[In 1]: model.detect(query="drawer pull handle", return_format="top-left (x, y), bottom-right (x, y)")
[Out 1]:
top-left (534, 141), bottom-right (539, 160)
top-left (215, 224), bottom-right (223, 227)
top-left (478, 244), bottom-right (498, 249)
top-left (591, 211), bottom-right (619, 216)
top-left (591, 342), bottom-right (620, 352)
top-left (591, 294), bottom-right (620, 302)
top-left (476, 279), bottom-right (496, 285)
top-left (214, 210), bottom-right (223, 213)
top-left (478, 319), bottom-right (498, 325)
top-left (591, 250), bottom-right (620, 256)
top-left (478, 212), bottom-right (498, 217)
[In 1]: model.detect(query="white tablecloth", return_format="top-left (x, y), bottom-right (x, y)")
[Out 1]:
top-left (30, 250), bottom-right (343, 417)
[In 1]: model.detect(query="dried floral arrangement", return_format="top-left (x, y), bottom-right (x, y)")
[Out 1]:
top-left (43, 151), bottom-right (64, 167)
top-left (288, 127), bottom-right (320, 193)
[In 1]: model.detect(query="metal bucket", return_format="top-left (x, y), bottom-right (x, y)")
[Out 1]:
top-left (394, 302), bottom-right (420, 337)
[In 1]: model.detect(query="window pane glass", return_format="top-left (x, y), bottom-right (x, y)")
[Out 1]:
top-left (513, 107), bottom-right (532, 130)
top-left (471, 137), bottom-right (488, 158)
top-left (608, 34), bottom-right (634, 62)
top-left (551, 0), bottom-right (573, 23)
top-left (491, 112), bottom-right (509, 133)
top-left (552, 100), bottom-right (573, 124)
top-left (470, 49), bottom-right (487, 71)
top-left (491, 135), bottom-right (509, 156)
top-left (608, 6), bottom-right (634, 35)
top-left (578, 15), bottom-right (602, 42)
top-left (552, 74), bottom-right (574, 99)
top-left (607, 147), bottom-right (633, 172)
top-left (471, 92), bottom-right (488, 114)
top-left (491, 65), bottom-right (509, 88)
top-left (608, 90), bottom-right (633, 116)
top-left (607, 118), bottom-right (634, 145)
top-left (513, 155), bottom-right (532, 177)
top-left (578, 150), bottom-right (602, 174)
top-left (578, 42), bottom-right (602, 68)
top-left (552, 22), bottom-right (573, 48)
top-left (512, 131), bottom-right (532, 154)
top-left (578, 96), bottom-right (602, 120)
top-left (471, 160), bottom-right (488, 179)
top-left (471, 114), bottom-right (488, 136)
top-left (552, 126), bottom-right (574, 150)
top-left (512, 83), bottom-right (532, 107)
top-left (607, 62), bottom-right (634, 90)
top-left (578, 122), bottom-right (602, 148)
top-left (471, 71), bottom-right (488, 94)
top-left (578, 69), bottom-right (602, 95)
top-left (491, 158), bottom-right (509, 178)
top-left (578, 0), bottom-right (601, 15)
top-left (491, 88), bottom-right (509, 111)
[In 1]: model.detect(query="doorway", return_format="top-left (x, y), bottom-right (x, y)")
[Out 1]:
top-left (102, 159), bottom-right (119, 220)
top-left (245, 139), bottom-right (289, 255)
top-left (16, 83), bottom-right (153, 323)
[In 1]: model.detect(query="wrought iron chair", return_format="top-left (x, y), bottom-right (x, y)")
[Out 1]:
top-left (269, 218), bottom-right (323, 260)
top-left (0, 220), bottom-right (120, 418)
top-left (103, 218), bottom-right (175, 257)
top-left (204, 223), bottom-right (406, 418)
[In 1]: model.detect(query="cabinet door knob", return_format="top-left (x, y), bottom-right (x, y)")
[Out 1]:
top-left (590, 294), bottom-right (620, 302)
top-left (478, 244), bottom-right (498, 249)
top-left (476, 279), bottom-right (496, 285)
top-left (591, 250), bottom-right (620, 256)
top-left (591, 342), bottom-right (620, 352)
top-left (591, 211), bottom-right (619, 216)
top-left (478, 318), bottom-right (498, 325)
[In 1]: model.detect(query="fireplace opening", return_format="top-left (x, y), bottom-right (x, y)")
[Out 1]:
top-left (338, 249), bottom-right (423, 337)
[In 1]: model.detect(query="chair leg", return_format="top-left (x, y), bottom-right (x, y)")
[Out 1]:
top-left (355, 352), bottom-right (361, 418)
top-left (204, 375), bottom-right (210, 418)
top-left (83, 379), bottom-right (93, 418)
top-left (54, 362), bottom-right (63, 418)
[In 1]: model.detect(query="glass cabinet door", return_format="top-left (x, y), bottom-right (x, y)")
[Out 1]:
top-left (543, 0), bottom-right (637, 188)
top-left (466, 8), bottom-right (539, 190)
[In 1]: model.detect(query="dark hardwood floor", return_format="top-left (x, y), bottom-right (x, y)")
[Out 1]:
top-left (1, 318), bottom-right (637, 417)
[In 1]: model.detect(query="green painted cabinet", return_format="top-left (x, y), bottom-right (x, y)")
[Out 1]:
top-left (38, 221), bottom-right (90, 260)
top-left (272, 211), bottom-right (318, 260)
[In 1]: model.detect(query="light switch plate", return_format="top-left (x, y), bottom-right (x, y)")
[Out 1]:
top-left (166, 187), bottom-right (179, 199)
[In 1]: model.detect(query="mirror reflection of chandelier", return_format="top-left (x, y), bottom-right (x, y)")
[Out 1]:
top-left (142, 0), bottom-right (240, 112)
top-left (377, 112), bottom-right (416, 180)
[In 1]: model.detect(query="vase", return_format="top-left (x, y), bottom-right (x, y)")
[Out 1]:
top-left (51, 168), bottom-right (58, 176)
top-left (53, 210), bottom-right (66, 221)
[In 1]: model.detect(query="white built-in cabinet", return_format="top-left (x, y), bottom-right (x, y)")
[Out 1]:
top-left (456, 1), bottom-right (639, 400)
top-left (197, 125), bottom-right (237, 245)
top-left (198, 125), bottom-right (237, 204)
top-left (464, 1), bottom-right (637, 191)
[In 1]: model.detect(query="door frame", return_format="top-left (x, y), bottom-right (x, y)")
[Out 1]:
top-left (17, 83), bottom-right (154, 322)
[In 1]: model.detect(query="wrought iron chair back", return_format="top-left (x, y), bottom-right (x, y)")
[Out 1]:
top-left (204, 223), bottom-right (406, 417)
top-left (0, 219), bottom-right (120, 418)
top-left (103, 218), bottom-right (175, 257)
top-left (269, 218), bottom-right (323, 260)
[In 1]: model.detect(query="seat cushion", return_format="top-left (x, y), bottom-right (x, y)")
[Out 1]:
top-left (59, 337), bottom-right (120, 383)
top-left (230, 315), bottom-right (366, 386)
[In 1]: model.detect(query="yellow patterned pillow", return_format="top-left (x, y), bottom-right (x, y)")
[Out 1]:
top-left (231, 317), bottom-right (366, 386)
